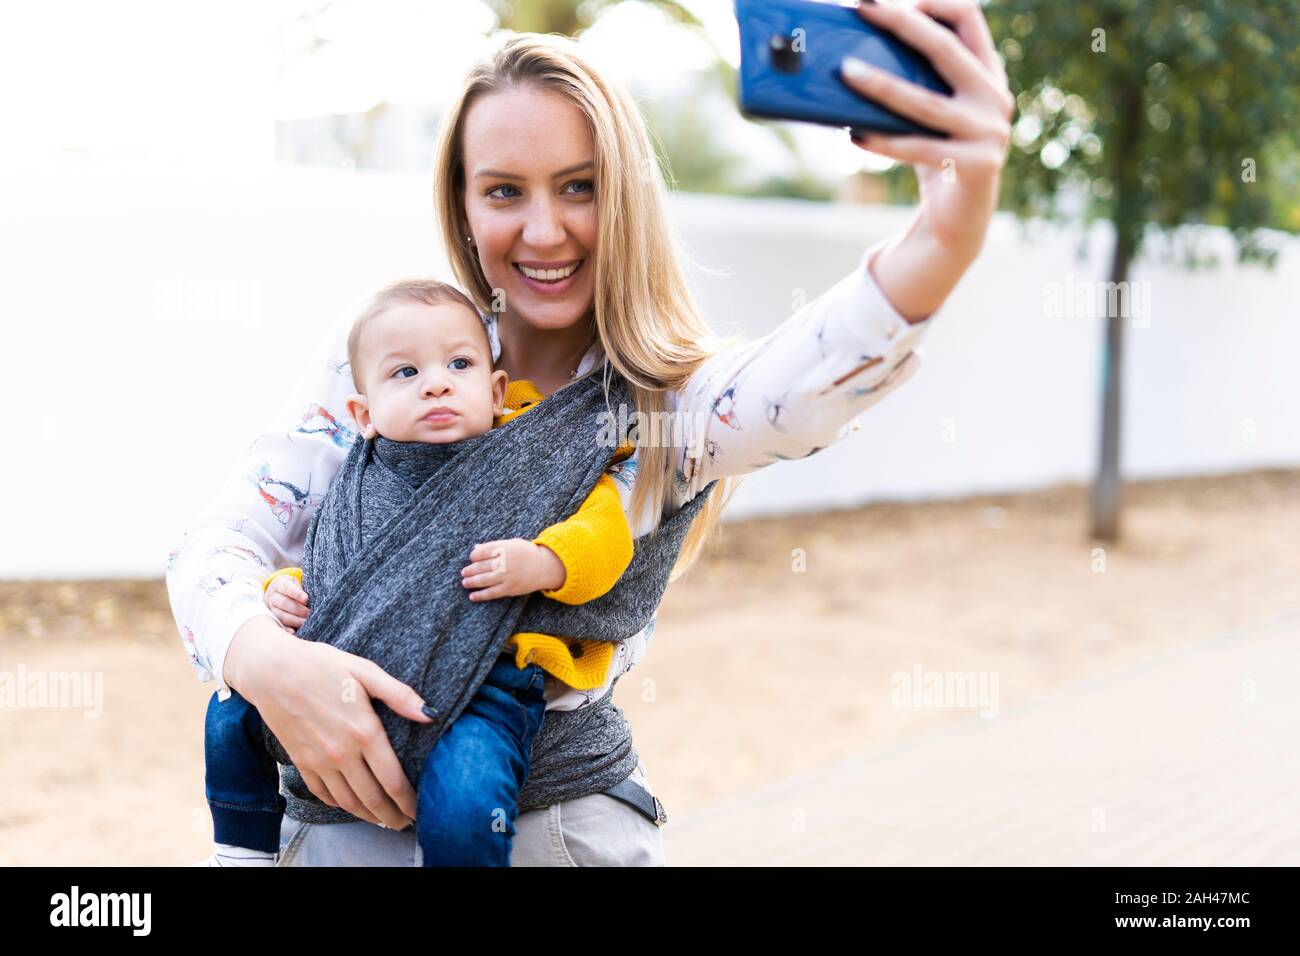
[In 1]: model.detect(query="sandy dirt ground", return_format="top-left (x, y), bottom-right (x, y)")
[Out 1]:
top-left (2, 468), bottom-right (1297, 865)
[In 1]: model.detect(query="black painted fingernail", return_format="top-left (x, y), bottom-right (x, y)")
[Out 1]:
top-left (421, 703), bottom-right (439, 718)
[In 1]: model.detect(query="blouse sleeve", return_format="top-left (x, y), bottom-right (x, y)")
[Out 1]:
top-left (164, 312), bottom-right (359, 701)
top-left (674, 237), bottom-right (936, 499)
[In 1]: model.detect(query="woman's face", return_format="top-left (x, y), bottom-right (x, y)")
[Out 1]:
top-left (461, 85), bottom-right (598, 333)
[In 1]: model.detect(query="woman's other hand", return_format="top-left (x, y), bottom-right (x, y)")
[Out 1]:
top-left (844, 0), bottom-right (1013, 257)
top-left (223, 615), bottom-right (432, 830)
top-left (462, 538), bottom-right (565, 600)
top-left (264, 573), bottom-right (310, 632)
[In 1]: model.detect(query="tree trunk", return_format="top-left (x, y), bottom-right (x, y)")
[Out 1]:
top-left (1090, 84), bottom-right (1144, 542)
top-left (1090, 236), bottom-right (1132, 541)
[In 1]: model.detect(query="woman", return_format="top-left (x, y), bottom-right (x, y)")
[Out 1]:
top-left (167, 0), bottom-right (1013, 866)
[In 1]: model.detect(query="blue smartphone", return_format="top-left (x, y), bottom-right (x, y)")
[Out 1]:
top-left (734, 0), bottom-right (954, 139)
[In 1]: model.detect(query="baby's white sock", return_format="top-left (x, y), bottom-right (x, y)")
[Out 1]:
top-left (205, 843), bottom-right (277, 867)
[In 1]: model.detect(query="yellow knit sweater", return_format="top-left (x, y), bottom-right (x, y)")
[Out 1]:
top-left (264, 379), bottom-right (636, 690)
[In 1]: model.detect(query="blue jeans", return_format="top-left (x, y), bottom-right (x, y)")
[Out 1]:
top-left (204, 652), bottom-right (547, 867)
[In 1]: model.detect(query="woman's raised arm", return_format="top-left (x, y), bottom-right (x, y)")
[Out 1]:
top-left (676, 236), bottom-right (931, 493)
top-left (842, 0), bottom-right (1013, 318)
top-left (676, 0), bottom-right (1012, 496)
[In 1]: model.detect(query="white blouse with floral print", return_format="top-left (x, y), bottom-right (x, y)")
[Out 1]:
top-left (165, 238), bottom-right (933, 712)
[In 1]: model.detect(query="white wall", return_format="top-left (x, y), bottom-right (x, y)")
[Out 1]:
top-left (694, 196), bottom-right (1300, 517)
top-left (2, 162), bottom-right (1296, 578)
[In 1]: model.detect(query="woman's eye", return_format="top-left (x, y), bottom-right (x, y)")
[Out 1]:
top-left (487, 181), bottom-right (592, 200)
top-left (449, 357), bottom-right (470, 371)
top-left (393, 366), bottom-right (417, 379)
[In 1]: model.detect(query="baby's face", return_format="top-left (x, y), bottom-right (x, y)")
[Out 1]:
top-left (347, 301), bottom-right (506, 444)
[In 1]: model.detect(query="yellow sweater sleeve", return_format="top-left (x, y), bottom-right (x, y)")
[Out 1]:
top-left (263, 567), bottom-right (303, 592)
top-left (532, 472), bottom-right (634, 605)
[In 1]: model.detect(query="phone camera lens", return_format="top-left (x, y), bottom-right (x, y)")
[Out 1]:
top-left (768, 34), bottom-right (801, 74)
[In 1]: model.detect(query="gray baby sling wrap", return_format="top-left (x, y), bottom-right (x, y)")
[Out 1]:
top-left (264, 367), bottom-right (717, 822)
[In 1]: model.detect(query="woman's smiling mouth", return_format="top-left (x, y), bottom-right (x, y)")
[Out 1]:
top-left (513, 259), bottom-right (584, 293)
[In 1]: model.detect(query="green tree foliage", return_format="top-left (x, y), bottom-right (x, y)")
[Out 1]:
top-left (901, 1), bottom-right (1300, 540)
top-left (487, 0), bottom-right (697, 36)
top-left (986, 0), bottom-right (1300, 268)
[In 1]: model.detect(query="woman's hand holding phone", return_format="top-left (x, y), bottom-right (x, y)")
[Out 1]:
top-left (843, 0), bottom-right (1014, 261)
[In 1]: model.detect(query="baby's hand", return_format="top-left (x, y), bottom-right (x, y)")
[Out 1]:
top-left (461, 538), bottom-right (565, 601)
top-left (264, 572), bottom-right (310, 632)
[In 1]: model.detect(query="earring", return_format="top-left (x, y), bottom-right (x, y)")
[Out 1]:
top-left (466, 235), bottom-right (474, 245)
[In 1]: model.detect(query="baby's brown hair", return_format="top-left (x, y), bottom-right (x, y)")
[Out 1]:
top-left (348, 278), bottom-right (488, 391)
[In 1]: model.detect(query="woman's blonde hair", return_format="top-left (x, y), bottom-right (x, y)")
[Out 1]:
top-left (433, 32), bottom-right (744, 579)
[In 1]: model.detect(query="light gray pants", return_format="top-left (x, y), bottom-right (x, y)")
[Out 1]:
top-left (275, 761), bottom-right (664, 866)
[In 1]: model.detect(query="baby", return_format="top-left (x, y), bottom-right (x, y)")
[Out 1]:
top-left (201, 278), bottom-right (635, 866)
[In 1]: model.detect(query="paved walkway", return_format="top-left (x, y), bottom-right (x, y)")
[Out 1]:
top-left (664, 608), bottom-right (1300, 866)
